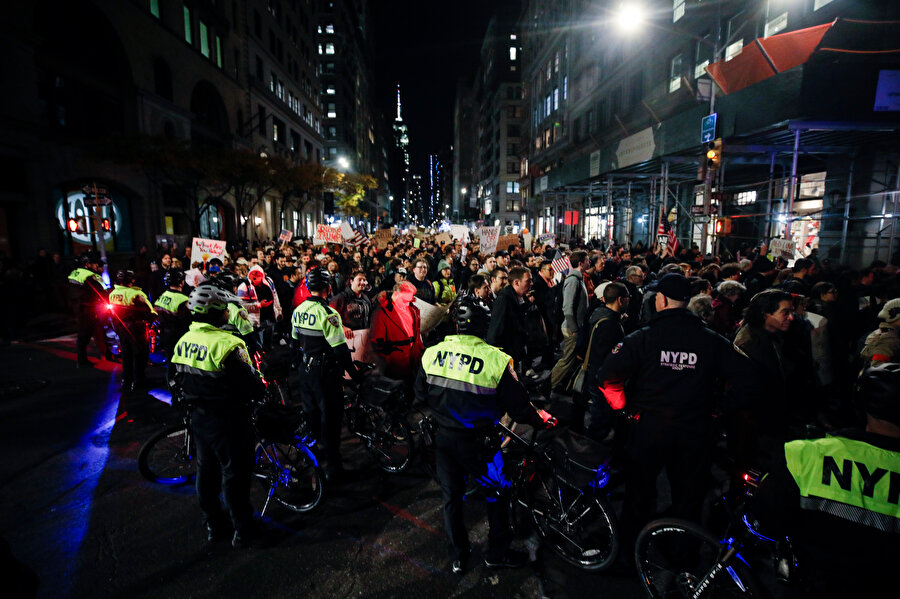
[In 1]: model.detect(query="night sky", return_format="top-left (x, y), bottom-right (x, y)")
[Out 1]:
top-left (371, 0), bottom-right (498, 173)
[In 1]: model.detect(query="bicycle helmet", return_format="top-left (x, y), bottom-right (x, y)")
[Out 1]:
top-left (78, 250), bottom-right (101, 266)
top-left (115, 269), bottom-right (135, 286)
top-left (306, 267), bottom-right (333, 293)
top-left (455, 295), bottom-right (491, 338)
top-left (163, 269), bottom-right (185, 287)
top-left (187, 284), bottom-right (241, 315)
top-left (856, 362), bottom-right (900, 425)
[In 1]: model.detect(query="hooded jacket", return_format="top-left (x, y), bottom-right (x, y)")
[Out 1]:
top-left (237, 264), bottom-right (283, 327)
top-left (368, 282), bottom-right (424, 379)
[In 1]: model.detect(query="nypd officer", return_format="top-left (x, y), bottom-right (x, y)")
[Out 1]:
top-left (109, 269), bottom-right (156, 390)
top-left (169, 284), bottom-right (265, 547)
top-left (291, 268), bottom-right (354, 480)
top-left (754, 363), bottom-right (900, 599)
top-left (596, 273), bottom-right (759, 544)
top-left (67, 250), bottom-right (109, 367)
top-left (153, 269), bottom-right (190, 359)
top-left (415, 296), bottom-right (555, 574)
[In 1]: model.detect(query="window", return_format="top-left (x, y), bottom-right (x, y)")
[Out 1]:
top-left (669, 54), bottom-right (683, 93)
top-left (506, 182), bottom-right (520, 194)
top-left (328, 147), bottom-right (337, 158)
top-left (270, 71), bottom-right (276, 93)
top-left (258, 105), bottom-right (266, 136)
top-left (507, 125), bottom-right (520, 137)
top-left (563, 75), bottom-right (568, 101)
top-left (507, 143), bottom-right (518, 156)
top-left (150, 0), bottom-right (160, 19)
top-left (814, 0), bottom-right (834, 9)
top-left (509, 46), bottom-right (517, 61)
top-left (673, 0), bottom-right (685, 22)
top-left (326, 85), bottom-right (335, 94)
top-left (694, 34), bottom-right (712, 78)
top-left (199, 21), bottom-right (210, 58)
top-left (256, 56), bottom-right (264, 81)
top-left (765, 12), bottom-right (789, 37)
top-left (736, 191), bottom-right (757, 206)
top-left (273, 119), bottom-right (282, 143)
top-left (325, 24), bottom-right (334, 34)
top-left (325, 43), bottom-right (335, 55)
top-left (554, 51), bottom-right (560, 72)
top-left (327, 126), bottom-right (337, 139)
top-left (183, 5), bottom-right (192, 44)
top-left (553, 88), bottom-right (559, 110)
top-left (507, 162), bottom-right (518, 174)
top-left (725, 40), bottom-right (743, 62)
top-left (327, 103), bottom-right (336, 118)
top-left (215, 36), bottom-right (223, 68)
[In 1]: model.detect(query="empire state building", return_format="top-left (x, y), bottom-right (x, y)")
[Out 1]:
top-left (392, 83), bottom-right (411, 222)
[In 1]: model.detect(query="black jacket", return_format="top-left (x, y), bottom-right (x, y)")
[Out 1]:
top-left (598, 308), bottom-right (759, 426)
top-left (585, 306), bottom-right (625, 386)
top-left (486, 286), bottom-right (528, 362)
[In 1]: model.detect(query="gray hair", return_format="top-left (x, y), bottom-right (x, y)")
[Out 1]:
top-left (688, 293), bottom-right (714, 322)
top-left (717, 280), bottom-right (747, 297)
top-left (738, 259), bottom-right (752, 271)
top-left (625, 265), bottom-right (644, 279)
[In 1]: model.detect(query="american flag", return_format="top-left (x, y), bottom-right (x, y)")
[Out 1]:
top-left (350, 227), bottom-right (369, 247)
top-left (658, 216), bottom-right (679, 257)
top-left (550, 249), bottom-right (571, 275)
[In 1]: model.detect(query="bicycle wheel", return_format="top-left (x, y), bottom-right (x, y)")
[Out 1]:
top-left (512, 470), bottom-right (619, 571)
top-left (636, 518), bottom-right (765, 598)
top-left (138, 425), bottom-right (195, 485)
top-left (359, 404), bottom-right (413, 473)
top-left (253, 442), bottom-right (325, 514)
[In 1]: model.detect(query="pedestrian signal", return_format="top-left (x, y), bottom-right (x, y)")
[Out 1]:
top-left (714, 217), bottom-right (732, 236)
top-left (101, 218), bottom-right (111, 231)
top-left (706, 138), bottom-right (722, 171)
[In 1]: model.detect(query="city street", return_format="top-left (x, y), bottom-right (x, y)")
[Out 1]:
top-left (0, 337), bottom-right (640, 599)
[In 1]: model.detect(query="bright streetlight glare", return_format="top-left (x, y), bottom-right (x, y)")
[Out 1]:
top-left (337, 156), bottom-right (350, 169)
top-left (461, 187), bottom-right (467, 195)
top-left (614, 3), bottom-right (645, 33)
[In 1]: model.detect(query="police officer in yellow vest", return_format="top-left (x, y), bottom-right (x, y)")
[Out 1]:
top-left (754, 363), bottom-right (900, 598)
top-left (291, 267), bottom-right (354, 480)
top-left (168, 284), bottom-right (265, 548)
top-left (109, 269), bottom-right (156, 390)
top-left (414, 296), bottom-right (556, 574)
top-left (68, 250), bottom-right (109, 367)
top-left (212, 273), bottom-right (256, 346)
top-left (153, 269), bottom-right (190, 359)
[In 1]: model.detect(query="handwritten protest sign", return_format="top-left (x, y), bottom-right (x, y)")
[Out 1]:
top-left (538, 233), bottom-right (556, 247)
top-left (434, 233), bottom-right (452, 246)
top-left (340, 221), bottom-right (356, 241)
top-left (477, 226), bottom-right (500, 254)
top-left (769, 238), bottom-right (796, 261)
top-left (313, 224), bottom-right (342, 245)
top-left (373, 228), bottom-right (393, 249)
top-left (278, 229), bottom-right (293, 243)
top-left (450, 224), bottom-right (470, 243)
top-left (190, 237), bottom-right (227, 265)
top-left (414, 298), bottom-right (447, 334)
top-left (523, 232), bottom-right (533, 251)
top-left (496, 234), bottom-right (519, 252)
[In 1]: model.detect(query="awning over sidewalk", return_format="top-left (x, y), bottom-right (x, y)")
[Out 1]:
top-left (707, 22), bottom-right (834, 95)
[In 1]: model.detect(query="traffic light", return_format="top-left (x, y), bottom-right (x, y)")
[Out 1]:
top-left (706, 138), bottom-right (722, 171)
top-left (714, 217), bottom-right (732, 236)
top-left (101, 218), bottom-right (111, 231)
top-left (67, 217), bottom-right (85, 233)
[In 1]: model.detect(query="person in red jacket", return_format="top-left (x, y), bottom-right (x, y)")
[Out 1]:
top-left (368, 281), bottom-right (424, 381)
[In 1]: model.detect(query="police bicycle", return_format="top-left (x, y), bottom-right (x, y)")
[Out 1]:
top-left (342, 362), bottom-right (415, 473)
top-left (500, 422), bottom-right (620, 571)
top-left (137, 393), bottom-right (325, 515)
top-left (635, 469), bottom-right (798, 598)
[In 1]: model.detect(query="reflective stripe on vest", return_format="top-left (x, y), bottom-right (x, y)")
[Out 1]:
top-left (171, 322), bottom-right (247, 376)
top-left (109, 285), bottom-right (150, 307)
top-left (421, 335), bottom-right (511, 396)
top-left (154, 290), bottom-right (188, 315)
top-left (785, 436), bottom-right (900, 533)
top-left (291, 299), bottom-right (346, 347)
top-left (68, 268), bottom-right (101, 286)
top-left (228, 302), bottom-right (254, 336)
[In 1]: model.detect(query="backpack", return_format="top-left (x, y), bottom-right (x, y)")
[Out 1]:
top-left (551, 273), bottom-right (582, 327)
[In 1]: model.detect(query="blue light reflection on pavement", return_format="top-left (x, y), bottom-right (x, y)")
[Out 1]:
top-left (52, 370), bottom-right (120, 597)
top-left (147, 387), bottom-right (173, 405)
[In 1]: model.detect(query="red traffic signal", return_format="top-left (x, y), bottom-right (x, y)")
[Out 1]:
top-left (67, 218), bottom-right (79, 232)
top-left (714, 217), bottom-right (732, 236)
top-left (101, 218), bottom-right (111, 231)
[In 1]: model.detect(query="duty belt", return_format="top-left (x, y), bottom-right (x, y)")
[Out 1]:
top-left (302, 354), bottom-right (329, 367)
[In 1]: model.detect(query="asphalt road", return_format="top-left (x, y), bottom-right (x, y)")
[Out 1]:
top-left (0, 337), bottom-right (643, 599)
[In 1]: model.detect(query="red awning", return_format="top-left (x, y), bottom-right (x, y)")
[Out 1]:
top-left (707, 22), bottom-right (834, 95)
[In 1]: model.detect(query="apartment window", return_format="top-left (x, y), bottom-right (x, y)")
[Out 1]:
top-left (554, 51), bottom-right (560, 72)
top-left (270, 71), bottom-right (276, 93)
top-left (673, 0), bottom-right (685, 22)
top-left (543, 128), bottom-right (551, 148)
top-left (256, 56), bottom-right (264, 81)
top-left (507, 143), bottom-right (518, 156)
top-left (725, 40), bottom-right (743, 62)
top-left (325, 43), bottom-right (335, 55)
top-left (553, 88), bottom-right (559, 110)
top-left (325, 63), bottom-right (335, 73)
top-left (736, 191), bottom-right (757, 206)
top-left (325, 24), bottom-right (335, 34)
top-left (507, 162), bottom-right (518, 174)
top-left (506, 182), bottom-right (520, 194)
top-left (327, 126), bottom-right (337, 139)
top-left (215, 35), bottom-right (223, 68)
top-left (199, 21), bottom-right (210, 58)
top-left (814, 0), bottom-right (834, 9)
top-left (273, 119), bottom-right (282, 143)
top-left (563, 75), bottom-right (568, 101)
top-left (150, 0), bottom-right (160, 19)
top-left (694, 34), bottom-right (712, 78)
top-left (587, 109), bottom-right (594, 133)
top-left (183, 5), bottom-right (192, 44)
top-left (318, 44), bottom-right (323, 55)
top-left (326, 86), bottom-right (335, 94)
top-left (765, 12), bottom-right (789, 37)
top-left (327, 103), bottom-right (336, 118)
top-left (509, 46), bottom-right (517, 61)
top-left (669, 54), bottom-right (683, 93)
top-left (328, 147), bottom-right (337, 158)
top-left (507, 125), bottom-right (520, 137)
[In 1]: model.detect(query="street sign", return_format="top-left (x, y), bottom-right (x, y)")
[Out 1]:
top-left (694, 215), bottom-right (711, 224)
top-left (700, 113), bottom-right (717, 144)
top-left (84, 196), bottom-right (112, 206)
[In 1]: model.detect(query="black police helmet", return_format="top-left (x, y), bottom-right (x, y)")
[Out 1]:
top-left (306, 267), bottom-right (332, 293)
top-left (856, 362), bottom-right (900, 426)
top-left (163, 269), bottom-right (185, 287)
top-left (455, 295), bottom-right (491, 338)
top-left (115, 269), bottom-right (135, 286)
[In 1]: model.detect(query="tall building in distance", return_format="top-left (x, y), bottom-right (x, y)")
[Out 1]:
top-left (391, 83), bottom-right (411, 223)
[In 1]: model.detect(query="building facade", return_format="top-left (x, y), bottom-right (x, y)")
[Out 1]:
top-left (514, 0), bottom-right (900, 266)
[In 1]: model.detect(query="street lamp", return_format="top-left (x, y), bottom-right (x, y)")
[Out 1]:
top-left (613, 2), bottom-right (646, 34)
top-left (337, 156), bottom-right (350, 170)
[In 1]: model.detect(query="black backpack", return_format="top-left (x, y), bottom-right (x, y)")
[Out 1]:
top-left (550, 273), bottom-right (581, 327)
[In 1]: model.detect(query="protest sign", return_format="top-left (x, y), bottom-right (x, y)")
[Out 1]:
top-left (477, 226), bottom-right (500, 254)
top-left (340, 221), bottom-right (356, 241)
top-left (373, 228), bottom-right (393, 249)
top-left (313, 224), bottom-right (342, 245)
top-left (523, 232), bottom-right (533, 251)
top-left (413, 238), bottom-right (421, 248)
top-left (278, 229), bottom-right (293, 243)
top-left (414, 298), bottom-right (447, 334)
top-left (496, 234), bottom-right (519, 252)
top-left (434, 233), bottom-right (452, 246)
top-left (769, 238), bottom-right (796, 261)
top-left (538, 233), bottom-right (556, 247)
top-left (449, 224), bottom-right (470, 243)
top-left (190, 237), bottom-right (227, 266)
